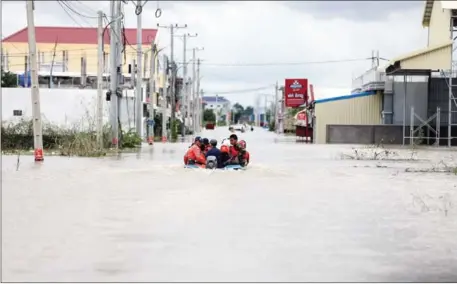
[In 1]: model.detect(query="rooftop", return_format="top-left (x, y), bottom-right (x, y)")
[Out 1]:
top-left (1, 26), bottom-right (157, 45)
top-left (312, 91), bottom-right (377, 105)
top-left (202, 96), bottom-right (229, 103)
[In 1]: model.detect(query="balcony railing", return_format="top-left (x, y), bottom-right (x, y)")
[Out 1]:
top-left (351, 67), bottom-right (386, 94)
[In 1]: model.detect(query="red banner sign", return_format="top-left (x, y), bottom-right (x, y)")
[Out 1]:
top-left (284, 78), bottom-right (308, 108)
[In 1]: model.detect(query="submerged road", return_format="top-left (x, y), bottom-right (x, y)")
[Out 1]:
top-left (2, 127), bottom-right (457, 282)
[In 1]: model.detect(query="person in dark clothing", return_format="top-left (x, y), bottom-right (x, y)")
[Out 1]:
top-left (206, 139), bottom-right (223, 168)
top-left (202, 138), bottom-right (210, 153)
top-left (219, 145), bottom-right (231, 168)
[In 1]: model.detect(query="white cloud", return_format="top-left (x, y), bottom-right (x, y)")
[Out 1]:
top-left (2, 1), bottom-right (428, 108)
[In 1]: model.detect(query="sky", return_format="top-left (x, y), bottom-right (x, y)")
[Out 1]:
top-left (1, 1), bottom-right (428, 107)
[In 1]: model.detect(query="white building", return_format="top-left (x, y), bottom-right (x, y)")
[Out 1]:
top-left (202, 96), bottom-right (231, 122)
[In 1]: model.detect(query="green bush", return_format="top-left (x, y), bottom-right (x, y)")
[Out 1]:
top-left (120, 129), bottom-right (142, 148)
top-left (171, 119), bottom-right (179, 142)
top-left (268, 121), bottom-right (275, 132)
top-left (1, 118), bottom-right (141, 157)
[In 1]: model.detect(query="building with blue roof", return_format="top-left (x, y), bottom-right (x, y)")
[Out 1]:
top-left (202, 96), bottom-right (231, 123)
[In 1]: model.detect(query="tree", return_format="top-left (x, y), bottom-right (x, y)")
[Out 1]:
top-left (1, 68), bottom-right (17, 87)
top-left (203, 109), bottom-right (216, 122)
top-left (244, 106), bottom-right (254, 116)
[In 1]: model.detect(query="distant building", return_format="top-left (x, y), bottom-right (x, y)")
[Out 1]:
top-left (1, 26), bottom-right (157, 75)
top-left (202, 96), bottom-right (231, 122)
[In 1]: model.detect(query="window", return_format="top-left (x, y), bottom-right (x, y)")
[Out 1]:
top-left (13, 110), bottom-right (23, 116)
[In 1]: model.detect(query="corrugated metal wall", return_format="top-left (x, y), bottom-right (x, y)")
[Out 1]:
top-left (429, 77), bottom-right (457, 125)
top-left (314, 92), bottom-right (382, 144)
top-left (400, 45), bottom-right (451, 70)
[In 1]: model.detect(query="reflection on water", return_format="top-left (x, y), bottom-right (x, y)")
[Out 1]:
top-left (2, 127), bottom-right (457, 282)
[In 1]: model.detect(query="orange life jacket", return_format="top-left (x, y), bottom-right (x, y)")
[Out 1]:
top-left (185, 144), bottom-right (206, 164)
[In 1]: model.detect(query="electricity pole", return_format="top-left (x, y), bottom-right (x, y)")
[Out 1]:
top-left (97, 10), bottom-right (104, 149)
top-left (135, 0), bottom-right (143, 138)
top-left (148, 43), bottom-right (157, 145)
top-left (274, 81), bottom-right (278, 133)
top-left (109, 0), bottom-right (119, 147)
top-left (26, 0), bottom-right (44, 161)
top-left (191, 47), bottom-right (203, 134)
top-left (196, 58), bottom-right (201, 132)
top-left (157, 23), bottom-right (187, 141)
top-left (161, 54), bottom-right (168, 142)
top-left (179, 33), bottom-right (197, 136)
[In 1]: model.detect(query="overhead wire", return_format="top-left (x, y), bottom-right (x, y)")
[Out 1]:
top-left (59, 1), bottom-right (99, 19)
top-left (57, 1), bottom-right (87, 28)
top-left (201, 58), bottom-right (372, 67)
top-left (203, 85), bottom-right (276, 95)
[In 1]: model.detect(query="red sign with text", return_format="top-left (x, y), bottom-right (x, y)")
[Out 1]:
top-left (284, 78), bottom-right (308, 108)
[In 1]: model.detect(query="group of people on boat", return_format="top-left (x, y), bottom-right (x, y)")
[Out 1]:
top-left (183, 134), bottom-right (250, 169)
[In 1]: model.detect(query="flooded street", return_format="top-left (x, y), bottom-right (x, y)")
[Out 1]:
top-left (2, 127), bottom-right (457, 282)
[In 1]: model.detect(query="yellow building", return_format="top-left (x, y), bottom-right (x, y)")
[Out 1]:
top-left (1, 26), bottom-right (157, 75)
top-left (314, 91), bottom-right (382, 144)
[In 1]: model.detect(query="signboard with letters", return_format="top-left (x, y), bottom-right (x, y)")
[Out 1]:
top-left (284, 78), bottom-right (308, 108)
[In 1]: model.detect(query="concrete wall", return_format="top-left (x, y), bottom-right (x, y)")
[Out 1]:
top-left (314, 92), bottom-right (382, 144)
top-left (1, 88), bottom-right (139, 134)
top-left (326, 124), bottom-right (406, 145)
top-left (392, 79), bottom-right (428, 126)
top-left (428, 0), bottom-right (451, 47)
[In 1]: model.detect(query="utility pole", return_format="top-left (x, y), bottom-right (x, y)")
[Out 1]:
top-left (135, 0), bottom-right (143, 138)
top-left (26, 0), bottom-right (44, 161)
top-left (24, 56), bottom-right (28, 87)
top-left (157, 23), bottom-right (187, 140)
top-left (179, 33), bottom-right (197, 136)
top-left (191, 47), bottom-right (204, 133)
top-left (191, 48), bottom-right (196, 134)
top-left (274, 81), bottom-right (278, 133)
top-left (96, 10), bottom-right (104, 149)
top-left (215, 94), bottom-right (219, 128)
top-left (196, 58), bottom-right (201, 132)
top-left (109, 0), bottom-right (119, 147)
top-left (161, 54), bottom-right (168, 142)
top-left (147, 43), bottom-right (157, 145)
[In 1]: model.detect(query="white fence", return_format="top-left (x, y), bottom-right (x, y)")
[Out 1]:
top-left (1, 88), bottom-right (137, 132)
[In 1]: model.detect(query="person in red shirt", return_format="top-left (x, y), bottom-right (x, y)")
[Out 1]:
top-left (228, 134), bottom-right (248, 166)
top-left (184, 137), bottom-right (206, 166)
top-left (238, 140), bottom-right (250, 166)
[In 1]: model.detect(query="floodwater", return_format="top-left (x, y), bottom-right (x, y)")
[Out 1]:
top-left (2, 127), bottom-right (457, 282)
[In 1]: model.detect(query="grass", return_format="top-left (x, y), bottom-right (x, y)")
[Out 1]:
top-left (1, 117), bottom-right (142, 157)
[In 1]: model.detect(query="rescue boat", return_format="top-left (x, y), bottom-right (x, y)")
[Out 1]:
top-left (184, 164), bottom-right (245, 170)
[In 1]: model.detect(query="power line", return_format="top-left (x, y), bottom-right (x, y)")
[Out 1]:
top-left (60, 1), bottom-right (99, 19)
top-left (57, 1), bottom-right (87, 28)
top-left (203, 85), bottom-right (275, 95)
top-left (201, 58), bottom-right (371, 67)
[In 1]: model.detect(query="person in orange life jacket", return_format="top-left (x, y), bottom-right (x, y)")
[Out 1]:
top-left (238, 139), bottom-right (250, 166)
top-left (184, 137), bottom-right (206, 165)
top-left (219, 145), bottom-right (231, 167)
top-left (228, 134), bottom-right (246, 165)
top-left (183, 136), bottom-right (201, 164)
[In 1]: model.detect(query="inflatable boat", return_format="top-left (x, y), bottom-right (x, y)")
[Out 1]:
top-left (184, 164), bottom-right (245, 170)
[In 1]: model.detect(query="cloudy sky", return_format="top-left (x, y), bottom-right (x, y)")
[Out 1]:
top-left (2, 1), bottom-right (428, 107)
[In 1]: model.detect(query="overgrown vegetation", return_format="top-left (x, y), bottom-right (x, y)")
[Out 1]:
top-left (203, 109), bottom-right (216, 123)
top-left (1, 67), bottom-right (17, 87)
top-left (1, 118), bottom-right (142, 157)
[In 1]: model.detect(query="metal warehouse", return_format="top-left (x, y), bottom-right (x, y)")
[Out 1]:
top-left (314, 91), bottom-right (382, 144)
top-left (315, 0), bottom-right (457, 146)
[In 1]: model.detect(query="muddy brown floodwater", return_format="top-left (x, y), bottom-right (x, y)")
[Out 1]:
top-left (2, 127), bottom-right (457, 282)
